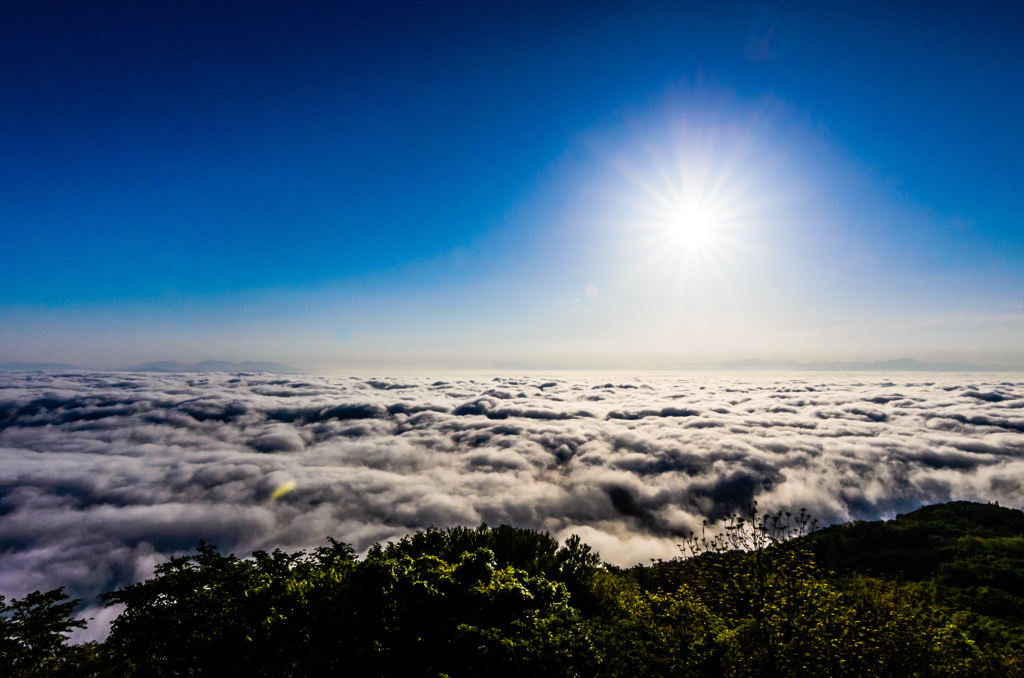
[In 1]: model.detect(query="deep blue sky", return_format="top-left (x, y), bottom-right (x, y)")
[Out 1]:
top-left (2, 1), bottom-right (1022, 369)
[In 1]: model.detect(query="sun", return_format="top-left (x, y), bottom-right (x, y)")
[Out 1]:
top-left (669, 203), bottom-right (718, 248)
top-left (605, 137), bottom-right (767, 301)
top-left (631, 169), bottom-right (736, 268)
top-left (598, 112), bottom-right (781, 306)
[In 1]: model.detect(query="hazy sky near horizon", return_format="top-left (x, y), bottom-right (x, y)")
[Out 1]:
top-left (2, 1), bottom-right (1023, 370)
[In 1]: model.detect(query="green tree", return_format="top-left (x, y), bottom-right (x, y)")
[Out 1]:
top-left (678, 504), bottom-right (820, 678)
top-left (98, 527), bottom-right (597, 677)
top-left (587, 568), bottom-right (722, 678)
top-left (100, 539), bottom-right (358, 677)
top-left (0, 587), bottom-right (87, 677)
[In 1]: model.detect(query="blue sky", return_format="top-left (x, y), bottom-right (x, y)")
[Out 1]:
top-left (2, 1), bottom-right (1022, 370)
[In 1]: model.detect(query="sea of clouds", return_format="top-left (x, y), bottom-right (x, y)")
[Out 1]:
top-left (2, 370), bottom-right (1023, 639)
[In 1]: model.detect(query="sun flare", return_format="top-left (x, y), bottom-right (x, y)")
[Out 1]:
top-left (611, 122), bottom-right (771, 294)
top-left (669, 203), bottom-right (718, 247)
top-left (625, 156), bottom-right (742, 273)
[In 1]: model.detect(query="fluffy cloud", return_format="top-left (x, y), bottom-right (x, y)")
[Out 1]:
top-left (1, 370), bottom-right (1023, 638)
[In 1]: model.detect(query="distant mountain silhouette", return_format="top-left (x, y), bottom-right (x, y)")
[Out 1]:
top-left (127, 360), bottom-right (302, 374)
top-left (716, 358), bottom-right (1019, 372)
top-left (0, 361), bottom-right (81, 371)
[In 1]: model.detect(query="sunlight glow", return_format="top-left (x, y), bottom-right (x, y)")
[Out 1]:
top-left (669, 203), bottom-right (718, 247)
top-left (593, 111), bottom-right (789, 331)
top-left (620, 138), bottom-right (754, 287)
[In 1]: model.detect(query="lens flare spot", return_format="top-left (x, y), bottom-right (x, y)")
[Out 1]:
top-left (270, 480), bottom-right (296, 500)
top-left (585, 283), bottom-right (599, 298)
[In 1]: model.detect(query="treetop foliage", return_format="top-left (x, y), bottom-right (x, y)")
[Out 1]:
top-left (5, 501), bottom-right (1024, 677)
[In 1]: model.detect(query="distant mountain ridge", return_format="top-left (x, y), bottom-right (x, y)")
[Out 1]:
top-left (716, 358), bottom-right (1020, 372)
top-left (127, 360), bottom-right (302, 374)
top-left (0, 362), bottom-right (81, 371)
top-left (3, 358), bottom-right (1019, 374)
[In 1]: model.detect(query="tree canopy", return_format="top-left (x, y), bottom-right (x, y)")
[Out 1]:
top-left (4, 501), bottom-right (1024, 677)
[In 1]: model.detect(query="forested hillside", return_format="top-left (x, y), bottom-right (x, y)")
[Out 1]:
top-left (3, 501), bottom-right (1024, 677)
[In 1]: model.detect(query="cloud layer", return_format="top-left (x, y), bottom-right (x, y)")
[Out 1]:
top-left (2, 370), bottom-right (1023, 637)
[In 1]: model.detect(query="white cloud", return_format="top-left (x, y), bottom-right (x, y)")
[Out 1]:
top-left (1, 370), bottom-right (1022, 639)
